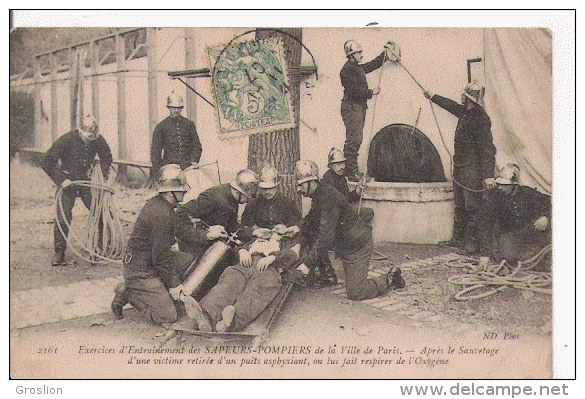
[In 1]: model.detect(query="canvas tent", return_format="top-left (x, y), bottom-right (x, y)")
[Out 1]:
top-left (484, 28), bottom-right (553, 195)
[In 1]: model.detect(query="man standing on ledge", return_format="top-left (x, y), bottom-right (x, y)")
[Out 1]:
top-left (340, 40), bottom-right (394, 182)
top-left (151, 92), bottom-right (202, 179)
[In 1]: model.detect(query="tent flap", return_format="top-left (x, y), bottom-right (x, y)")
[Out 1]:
top-left (484, 28), bottom-right (552, 195)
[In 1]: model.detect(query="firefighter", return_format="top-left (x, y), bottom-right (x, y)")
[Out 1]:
top-left (481, 164), bottom-right (552, 269)
top-left (424, 81), bottom-right (497, 254)
top-left (150, 92), bottom-right (202, 179)
top-left (110, 164), bottom-right (227, 325)
top-left (42, 114), bottom-right (113, 266)
top-left (176, 169), bottom-right (259, 246)
top-left (340, 40), bottom-right (392, 182)
top-left (241, 165), bottom-right (302, 240)
top-left (289, 160), bottom-right (405, 300)
top-left (321, 147), bottom-right (374, 225)
top-left (175, 169), bottom-right (259, 296)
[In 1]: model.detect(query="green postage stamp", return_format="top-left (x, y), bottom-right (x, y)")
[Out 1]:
top-left (208, 39), bottom-right (295, 139)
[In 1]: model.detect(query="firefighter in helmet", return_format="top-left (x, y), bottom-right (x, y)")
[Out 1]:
top-left (111, 164), bottom-right (227, 325)
top-left (150, 92), bottom-right (203, 179)
top-left (288, 160), bottom-right (405, 299)
top-left (340, 40), bottom-right (397, 182)
top-left (175, 169), bottom-right (259, 296)
top-left (241, 165), bottom-right (302, 240)
top-left (321, 147), bottom-right (375, 225)
top-left (42, 114), bottom-right (113, 266)
top-left (424, 81), bottom-right (497, 254)
top-left (481, 163), bottom-right (551, 269)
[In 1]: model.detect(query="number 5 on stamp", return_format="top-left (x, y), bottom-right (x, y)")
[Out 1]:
top-left (208, 40), bottom-right (296, 138)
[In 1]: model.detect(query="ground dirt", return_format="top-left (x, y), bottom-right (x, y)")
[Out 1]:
top-left (9, 160), bottom-right (553, 379)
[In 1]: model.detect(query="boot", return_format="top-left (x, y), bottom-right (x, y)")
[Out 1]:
top-left (111, 282), bottom-right (128, 320)
top-left (457, 242), bottom-right (479, 256)
top-left (386, 266), bottom-right (405, 289)
top-left (316, 265), bottom-right (338, 288)
top-left (181, 294), bottom-right (212, 332)
top-left (281, 269), bottom-right (306, 287)
top-left (215, 305), bottom-right (236, 333)
top-left (438, 238), bottom-right (465, 249)
top-left (51, 251), bottom-right (65, 266)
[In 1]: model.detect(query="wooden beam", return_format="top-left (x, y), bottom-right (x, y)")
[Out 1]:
top-left (185, 28), bottom-right (197, 126)
top-left (50, 52), bottom-right (58, 141)
top-left (116, 32), bottom-right (128, 181)
top-left (147, 28), bottom-right (158, 163)
top-left (91, 40), bottom-right (100, 123)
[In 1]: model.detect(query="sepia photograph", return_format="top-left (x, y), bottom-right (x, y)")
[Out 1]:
top-left (8, 9), bottom-right (575, 386)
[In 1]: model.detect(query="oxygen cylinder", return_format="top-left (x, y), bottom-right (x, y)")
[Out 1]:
top-left (182, 164), bottom-right (215, 203)
top-left (182, 240), bottom-right (231, 296)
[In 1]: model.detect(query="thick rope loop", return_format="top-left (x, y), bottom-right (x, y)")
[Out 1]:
top-left (445, 246), bottom-right (552, 301)
top-left (55, 165), bottom-right (126, 264)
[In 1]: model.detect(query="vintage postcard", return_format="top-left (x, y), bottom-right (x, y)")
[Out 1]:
top-left (8, 10), bottom-right (574, 384)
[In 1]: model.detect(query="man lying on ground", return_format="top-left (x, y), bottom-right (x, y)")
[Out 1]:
top-left (184, 225), bottom-right (301, 332)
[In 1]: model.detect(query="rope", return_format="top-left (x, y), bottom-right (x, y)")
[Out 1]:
top-left (55, 165), bottom-right (126, 264)
top-left (385, 42), bottom-right (486, 194)
top-left (445, 247), bottom-right (552, 300)
top-left (365, 51), bottom-right (387, 161)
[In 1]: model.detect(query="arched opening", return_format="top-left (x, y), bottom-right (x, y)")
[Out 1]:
top-left (367, 123), bottom-right (446, 183)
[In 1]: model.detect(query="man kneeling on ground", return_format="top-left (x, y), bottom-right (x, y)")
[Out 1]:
top-left (186, 226), bottom-right (301, 332)
top-left (110, 165), bottom-right (227, 325)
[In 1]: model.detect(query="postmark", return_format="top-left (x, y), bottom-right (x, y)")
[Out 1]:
top-left (208, 39), bottom-right (295, 139)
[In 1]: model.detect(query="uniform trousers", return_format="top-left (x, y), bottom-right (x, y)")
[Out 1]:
top-left (452, 166), bottom-right (483, 246)
top-left (341, 101), bottom-right (367, 176)
top-left (200, 250), bottom-right (297, 331)
top-left (54, 186), bottom-right (103, 254)
top-left (341, 237), bottom-right (389, 300)
top-left (124, 250), bottom-right (194, 325)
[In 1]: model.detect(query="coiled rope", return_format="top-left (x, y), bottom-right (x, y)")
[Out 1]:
top-left (445, 245), bottom-right (552, 300)
top-left (55, 165), bottom-right (126, 264)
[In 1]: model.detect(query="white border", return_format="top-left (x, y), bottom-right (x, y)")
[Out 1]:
top-left (6, 8), bottom-right (578, 396)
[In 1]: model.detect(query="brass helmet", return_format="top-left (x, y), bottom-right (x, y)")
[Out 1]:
top-left (344, 40), bottom-right (362, 57)
top-left (495, 163), bottom-right (520, 185)
top-left (166, 92), bottom-right (184, 108)
top-left (258, 165), bottom-right (280, 189)
top-left (81, 114), bottom-right (98, 131)
top-left (463, 81), bottom-right (483, 104)
top-left (327, 148), bottom-right (346, 166)
top-left (157, 164), bottom-right (189, 193)
top-left (295, 160), bottom-right (319, 185)
top-left (230, 169), bottom-right (259, 199)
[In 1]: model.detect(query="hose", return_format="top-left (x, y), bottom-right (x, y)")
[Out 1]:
top-left (445, 246), bottom-right (552, 300)
top-left (55, 165), bottom-right (126, 264)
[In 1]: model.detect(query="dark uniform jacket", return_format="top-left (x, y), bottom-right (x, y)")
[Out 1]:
top-left (177, 183), bottom-right (242, 236)
top-left (299, 183), bottom-right (370, 271)
top-left (340, 52), bottom-right (386, 109)
top-left (321, 169), bottom-right (361, 203)
top-left (241, 193), bottom-right (301, 230)
top-left (126, 195), bottom-right (208, 289)
top-left (483, 186), bottom-right (552, 234)
top-left (430, 95), bottom-right (496, 180)
top-left (42, 130), bottom-right (112, 186)
top-left (151, 115), bottom-right (202, 173)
